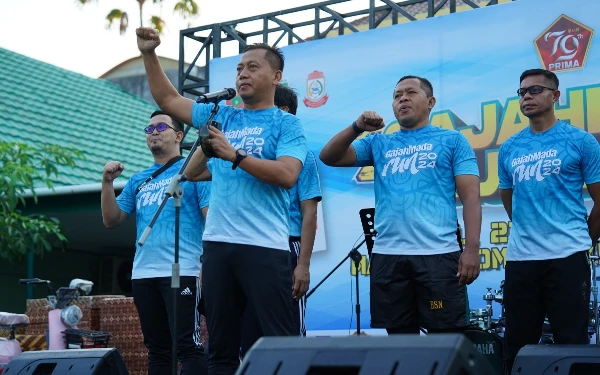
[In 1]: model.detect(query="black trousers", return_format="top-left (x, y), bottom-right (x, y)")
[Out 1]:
top-left (240, 237), bottom-right (306, 358)
top-left (202, 241), bottom-right (296, 375)
top-left (503, 250), bottom-right (591, 374)
top-left (370, 251), bottom-right (469, 333)
top-left (132, 276), bottom-right (207, 375)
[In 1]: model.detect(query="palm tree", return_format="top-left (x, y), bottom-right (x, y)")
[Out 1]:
top-left (76, 0), bottom-right (199, 35)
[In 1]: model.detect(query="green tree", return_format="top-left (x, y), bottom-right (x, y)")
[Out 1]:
top-left (76, 0), bottom-right (200, 35)
top-left (0, 141), bottom-right (84, 263)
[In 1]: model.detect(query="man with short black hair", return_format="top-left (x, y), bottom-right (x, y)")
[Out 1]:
top-left (101, 110), bottom-right (210, 375)
top-left (240, 85), bottom-right (321, 357)
top-left (320, 75), bottom-right (482, 336)
top-left (136, 27), bottom-right (307, 375)
top-left (499, 68), bottom-right (600, 374)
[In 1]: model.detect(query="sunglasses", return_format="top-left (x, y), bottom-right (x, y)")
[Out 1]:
top-left (517, 85), bottom-right (555, 97)
top-left (144, 122), bottom-right (178, 134)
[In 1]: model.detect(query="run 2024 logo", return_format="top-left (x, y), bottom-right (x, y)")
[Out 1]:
top-left (535, 14), bottom-right (594, 73)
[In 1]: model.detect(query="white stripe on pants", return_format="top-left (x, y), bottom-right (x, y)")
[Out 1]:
top-left (291, 239), bottom-right (307, 336)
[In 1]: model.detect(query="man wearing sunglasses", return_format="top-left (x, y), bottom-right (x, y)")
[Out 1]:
top-left (101, 111), bottom-right (210, 375)
top-left (136, 27), bottom-right (306, 375)
top-left (499, 68), bottom-right (600, 374)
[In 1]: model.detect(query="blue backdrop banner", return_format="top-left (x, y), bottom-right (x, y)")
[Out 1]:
top-left (208, 0), bottom-right (599, 333)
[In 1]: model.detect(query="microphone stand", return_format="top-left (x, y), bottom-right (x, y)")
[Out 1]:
top-left (306, 238), bottom-right (366, 336)
top-left (592, 243), bottom-right (599, 345)
top-left (138, 102), bottom-right (221, 375)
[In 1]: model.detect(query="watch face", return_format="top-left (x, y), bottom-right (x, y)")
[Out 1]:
top-left (238, 148), bottom-right (248, 157)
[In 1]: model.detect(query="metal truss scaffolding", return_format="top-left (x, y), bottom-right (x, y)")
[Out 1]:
top-left (178, 0), bottom-right (513, 99)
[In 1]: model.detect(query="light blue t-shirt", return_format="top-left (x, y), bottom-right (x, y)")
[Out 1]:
top-left (352, 125), bottom-right (479, 255)
top-left (117, 159), bottom-right (211, 279)
top-left (289, 150), bottom-right (322, 237)
top-left (498, 120), bottom-right (600, 261)
top-left (191, 103), bottom-right (308, 251)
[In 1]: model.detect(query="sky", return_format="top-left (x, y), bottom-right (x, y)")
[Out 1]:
top-left (0, 0), bottom-right (375, 78)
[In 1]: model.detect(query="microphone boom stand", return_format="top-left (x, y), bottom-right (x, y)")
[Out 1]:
top-left (306, 238), bottom-right (366, 336)
top-left (592, 243), bottom-right (599, 345)
top-left (138, 102), bottom-right (221, 375)
top-left (306, 209), bottom-right (377, 336)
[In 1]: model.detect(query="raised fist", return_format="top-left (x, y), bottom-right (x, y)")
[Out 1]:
top-left (103, 161), bottom-right (124, 183)
top-left (356, 111), bottom-right (385, 132)
top-left (136, 27), bottom-right (161, 53)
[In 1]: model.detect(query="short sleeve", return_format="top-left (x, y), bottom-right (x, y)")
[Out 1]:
top-left (298, 151), bottom-right (322, 202)
top-left (582, 133), bottom-right (600, 185)
top-left (276, 116), bottom-right (308, 164)
top-left (498, 143), bottom-right (512, 189)
top-left (351, 133), bottom-right (375, 167)
top-left (191, 102), bottom-right (216, 129)
top-left (116, 178), bottom-right (136, 216)
top-left (452, 133), bottom-right (480, 177)
top-left (196, 181), bottom-right (211, 209)
top-left (206, 159), bottom-right (214, 174)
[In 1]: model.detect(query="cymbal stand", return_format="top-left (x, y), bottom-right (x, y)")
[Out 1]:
top-left (483, 288), bottom-right (494, 330)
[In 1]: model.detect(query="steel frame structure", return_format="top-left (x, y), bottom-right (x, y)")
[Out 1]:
top-left (178, 0), bottom-right (513, 99)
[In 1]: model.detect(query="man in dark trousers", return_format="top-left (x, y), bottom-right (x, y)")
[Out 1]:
top-left (499, 68), bottom-right (600, 374)
top-left (240, 84), bottom-right (321, 357)
top-left (136, 26), bottom-right (307, 375)
top-left (101, 110), bottom-right (210, 375)
top-left (320, 75), bottom-right (482, 336)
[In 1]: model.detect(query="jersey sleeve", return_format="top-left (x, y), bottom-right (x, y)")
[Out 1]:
top-left (191, 102), bottom-right (216, 129)
top-left (276, 116), bottom-right (307, 164)
top-left (196, 181), bottom-right (211, 209)
top-left (351, 133), bottom-right (375, 167)
top-left (298, 151), bottom-right (322, 202)
top-left (582, 133), bottom-right (600, 185)
top-left (498, 143), bottom-right (512, 189)
top-left (206, 158), bottom-right (214, 174)
top-left (116, 178), bottom-right (136, 217)
top-left (452, 133), bottom-right (480, 177)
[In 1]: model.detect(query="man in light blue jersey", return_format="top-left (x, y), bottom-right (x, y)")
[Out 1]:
top-left (499, 68), bottom-right (600, 375)
top-left (240, 84), bottom-right (321, 357)
top-left (136, 27), bottom-right (307, 375)
top-left (320, 76), bottom-right (482, 336)
top-left (101, 111), bottom-right (210, 375)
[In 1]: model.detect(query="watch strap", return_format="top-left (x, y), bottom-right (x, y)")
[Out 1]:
top-left (232, 149), bottom-right (247, 170)
top-left (352, 121), bottom-right (363, 134)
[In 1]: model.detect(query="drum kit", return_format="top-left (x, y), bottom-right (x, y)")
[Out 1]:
top-left (463, 245), bottom-right (600, 374)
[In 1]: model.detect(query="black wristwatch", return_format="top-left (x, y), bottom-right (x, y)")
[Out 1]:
top-left (232, 148), bottom-right (248, 170)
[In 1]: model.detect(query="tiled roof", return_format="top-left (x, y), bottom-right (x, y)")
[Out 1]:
top-left (0, 47), bottom-right (160, 189)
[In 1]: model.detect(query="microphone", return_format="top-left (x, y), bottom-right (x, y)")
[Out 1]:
top-left (195, 88), bottom-right (237, 104)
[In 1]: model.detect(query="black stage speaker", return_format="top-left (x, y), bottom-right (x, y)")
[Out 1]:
top-left (512, 345), bottom-right (600, 375)
top-left (236, 334), bottom-right (497, 375)
top-left (4, 348), bottom-right (129, 374)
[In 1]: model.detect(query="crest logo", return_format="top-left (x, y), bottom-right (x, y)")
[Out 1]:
top-left (534, 14), bottom-right (594, 73)
top-left (225, 92), bottom-right (243, 108)
top-left (303, 70), bottom-right (329, 108)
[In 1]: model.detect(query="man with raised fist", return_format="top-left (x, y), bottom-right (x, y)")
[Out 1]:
top-left (101, 110), bottom-right (210, 375)
top-left (320, 75), bottom-right (481, 337)
top-left (136, 28), bottom-right (307, 375)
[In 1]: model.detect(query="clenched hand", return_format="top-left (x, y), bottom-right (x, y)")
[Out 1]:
top-left (136, 27), bottom-right (161, 53)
